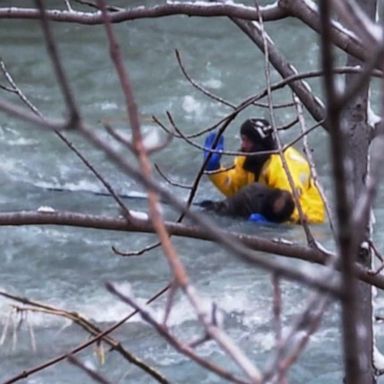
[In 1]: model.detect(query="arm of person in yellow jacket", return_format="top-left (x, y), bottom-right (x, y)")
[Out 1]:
top-left (262, 149), bottom-right (325, 223)
top-left (207, 156), bottom-right (253, 197)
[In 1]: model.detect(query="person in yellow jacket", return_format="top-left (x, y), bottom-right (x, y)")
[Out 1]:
top-left (203, 118), bottom-right (325, 224)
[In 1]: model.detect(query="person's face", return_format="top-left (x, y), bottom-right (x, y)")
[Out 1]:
top-left (240, 134), bottom-right (257, 152)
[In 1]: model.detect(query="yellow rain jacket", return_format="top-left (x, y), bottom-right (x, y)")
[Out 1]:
top-left (207, 147), bottom-right (325, 224)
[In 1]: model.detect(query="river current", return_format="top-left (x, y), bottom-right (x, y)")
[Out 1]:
top-left (0, 1), bottom-right (384, 383)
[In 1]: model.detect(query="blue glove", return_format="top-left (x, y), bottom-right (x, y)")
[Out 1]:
top-left (248, 213), bottom-right (269, 223)
top-left (203, 132), bottom-right (224, 171)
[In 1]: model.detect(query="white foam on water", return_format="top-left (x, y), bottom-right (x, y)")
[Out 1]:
top-left (32, 179), bottom-right (145, 202)
top-left (31, 283), bottom-right (242, 327)
top-left (73, 282), bottom-right (165, 324)
top-left (201, 78), bottom-right (222, 90)
top-left (142, 126), bottom-right (162, 149)
top-left (182, 95), bottom-right (206, 120)
top-left (34, 179), bottom-right (104, 193)
top-left (99, 101), bottom-right (119, 111)
top-left (131, 288), bottom-right (270, 329)
top-left (129, 210), bottom-right (148, 220)
top-left (3, 136), bottom-right (38, 147)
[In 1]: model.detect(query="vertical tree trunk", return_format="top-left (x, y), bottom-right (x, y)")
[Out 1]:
top-left (341, 70), bottom-right (374, 383)
top-left (340, 0), bottom-right (376, 382)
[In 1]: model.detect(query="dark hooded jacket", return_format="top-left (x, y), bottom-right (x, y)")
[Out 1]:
top-left (200, 182), bottom-right (294, 223)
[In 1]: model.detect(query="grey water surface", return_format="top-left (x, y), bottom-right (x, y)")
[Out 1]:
top-left (1, 1), bottom-right (384, 383)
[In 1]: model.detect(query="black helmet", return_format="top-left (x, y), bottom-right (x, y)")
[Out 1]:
top-left (240, 118), bottom-right (276, 151)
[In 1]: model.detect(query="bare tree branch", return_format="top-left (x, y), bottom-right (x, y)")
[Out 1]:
top-left (35, 0), bottom-right (80, 126)
top-left (319, 0), bottom-right (366, 381)
top-left (106, 282), bottom-right (256, 384)
top-left (0, 3), bottom-right (286, 24)
top-left (0, 291), bottom-right (170, 383)
top-left (2, 284), bottom-right (170, 384)
top-left (255, 2), bottom-right (316, 240)
top-left (0, 58), bottom-right (134, 221)
top-left (68, 355), bottom-right (113, 384)
top-left (279, 0), bottom-right (368, 62)
top-left (230, 16), bottom-right (326, 126)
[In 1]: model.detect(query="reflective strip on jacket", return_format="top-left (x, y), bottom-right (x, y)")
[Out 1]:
top-left (207, 147), bottom-right (325, 224)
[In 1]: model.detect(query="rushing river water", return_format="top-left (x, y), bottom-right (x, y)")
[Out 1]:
top-left (1, 1), bottom-right (384, 383)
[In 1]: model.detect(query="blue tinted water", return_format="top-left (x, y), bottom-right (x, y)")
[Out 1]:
top-left (0, 1), bottom-right (383, 383)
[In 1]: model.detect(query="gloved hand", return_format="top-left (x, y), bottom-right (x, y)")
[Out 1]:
top-left (203, 132), bottom-right (224, 171)
top-left (248, 213), bottom-right (269, 223)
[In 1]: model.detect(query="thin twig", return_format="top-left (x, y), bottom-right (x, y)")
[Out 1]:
top-left (175, 49), bottom-right (236, 109)
top-left (63, 0), bottom-right (74, 12)
top-left (256, 2), bottom-right (314, 237)
top-left (175, 48), bottom-right (297, 111)
top-left (162, 280), bottom-right (178, 326)
top-left (154, 163), bottom-right (193, 190)
top-left (72, 0), bottom-right (122, 12)
top-left (154, 65), bottom-right (378, 144)
top-left (271, 274), bottom-right (285, 384)
top-left (35, 0), bottom-right (80, 126)
top-left (262, 291), bottom-right (332, 382)
top-left (112, 242), bottom-right (161, 257)
top-left (2, 284), bottom-right (171, 384)
top-left (105, 122), bottom-right (173, 155)
top-left (293, 94), bottom-right (335, 235)
top-left (2, 292), bottom-right (167, 382)
top-left (0, 58), bottom-right (133, 221)
top-left (68, 355), bottom-right (112, 384)
top-left (106, 282), bottom-right (253, 384)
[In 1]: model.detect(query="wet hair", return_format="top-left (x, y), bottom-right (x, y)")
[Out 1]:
top-left (240, 118), bottom-right (277, 151)
top-left (261, 189), bottom-right (295, 223)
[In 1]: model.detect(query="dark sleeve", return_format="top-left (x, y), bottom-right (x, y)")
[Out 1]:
top-left (223, 183), bottom-right (267, 217)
